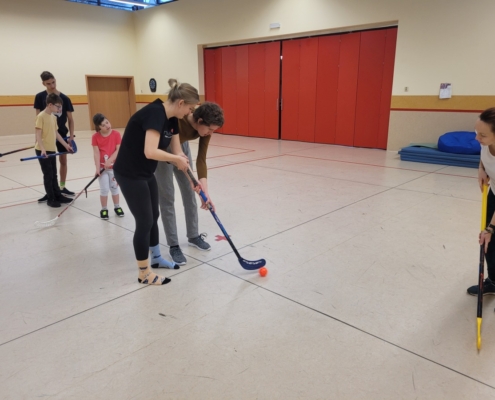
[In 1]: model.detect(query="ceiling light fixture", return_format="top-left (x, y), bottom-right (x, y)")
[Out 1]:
top-left (108, 0), bottom-right (150, 7)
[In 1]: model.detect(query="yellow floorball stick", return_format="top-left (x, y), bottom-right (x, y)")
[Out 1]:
top-left (478, 184), bottom-right (488, 350)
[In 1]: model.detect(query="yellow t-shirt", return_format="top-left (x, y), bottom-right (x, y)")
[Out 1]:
top-left (34, 111), bottom-right (57, 152)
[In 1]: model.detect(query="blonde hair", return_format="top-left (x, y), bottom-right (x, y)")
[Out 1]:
top-left (168, 78), bottom-right (199, 105)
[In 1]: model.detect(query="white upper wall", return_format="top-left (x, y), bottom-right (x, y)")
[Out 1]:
top-left (134, 0), bottom-right (495, 96)
top-left (0, 0), bottom-right (137, 95)
top-left (1, 0), bottom-right (493, 97)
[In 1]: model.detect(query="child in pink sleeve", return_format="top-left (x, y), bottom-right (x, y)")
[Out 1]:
top-left (91, 113), bottom-right (124, 220)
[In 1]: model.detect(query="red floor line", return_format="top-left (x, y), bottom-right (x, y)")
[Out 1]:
top-left (209, 143), bottom-right (258, 151)
top-left (207, 150), bottom-right (255, 159)
top-left (0, 200), bottom-right (37, 209)
top-left (0, 150), bottom-right (478, 207)
top-left (282, 154), bottom-right (477, 179)
top-left (0, 175), bottom-right (98, 193)
top-left (209, 154), bottom-right (284, 170)
top-left (0, 188), bottom-right (100, 209)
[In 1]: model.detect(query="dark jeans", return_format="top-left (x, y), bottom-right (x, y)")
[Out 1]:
top-left (36, 150), bottom-right (61, 201)
top-left (114, 172), bottom-right (160, 261)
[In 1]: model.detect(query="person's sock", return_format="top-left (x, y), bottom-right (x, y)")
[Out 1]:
top-left (150, 244), bottom-right (179, 269)
top-left (102, 206), bottom-right (108, 210)
top-left (60, 182), bottom-right (65, 189)
top-left (114, 204), bottom-right (120, 208)
top-left (138, 261), bottom-right (170, 285)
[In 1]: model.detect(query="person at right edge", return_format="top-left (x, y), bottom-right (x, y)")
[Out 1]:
top-left (113, 79), bottom-right (200, 285)
top-left (468, 108), bottom-right (495, 296)
top-left (156, 102), bottom-right (224, 265)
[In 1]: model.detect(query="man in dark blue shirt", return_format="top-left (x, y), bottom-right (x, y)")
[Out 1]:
top-left (34, 71), bottom-right (75, 200)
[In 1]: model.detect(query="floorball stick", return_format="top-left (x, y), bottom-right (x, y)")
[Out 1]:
top-left (21, 139), bottom-right (78, 161)
top-left (477, 184), bottom-right (488, 350)
top-left (0, 146), bottom-right (34, 157)
top-left (34, 168), bottom-right (103, 228)
top-left (186, 169), bottom-right (266, 270)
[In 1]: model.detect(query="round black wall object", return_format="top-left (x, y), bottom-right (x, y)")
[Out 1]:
top-left (149, 78), bottom-right (157, 93)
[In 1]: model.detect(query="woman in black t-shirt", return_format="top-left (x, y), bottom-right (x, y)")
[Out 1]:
top-left (114, 79), bottom-right (199, 285)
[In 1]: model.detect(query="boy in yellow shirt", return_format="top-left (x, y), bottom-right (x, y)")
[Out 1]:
top-left (35, 93), bottom-right (73, 208)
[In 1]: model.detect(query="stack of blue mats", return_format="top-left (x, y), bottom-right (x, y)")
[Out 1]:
top-left (398, 146), bottom-right (480, 168)
top-left (398, 131), bottom-right (480, 168)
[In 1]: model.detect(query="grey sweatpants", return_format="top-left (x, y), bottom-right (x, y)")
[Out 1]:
top-left (155, 141), bottom-right (199, 247)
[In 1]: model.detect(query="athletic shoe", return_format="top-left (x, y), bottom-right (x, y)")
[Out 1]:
top-left (467, 278), bottom-right (495, 296)
top-left (57, 196), bottom-right (72, 204)
top-left (61, 187), bottom-right (75, 196)
top-left (47, 200), bottom-right (61, 208)
top-left (114, 207), bottom-right (125, 217)
top-left (169, 245), bottom-right (187, 265)
top-left (38, 194), bottom-right (48, 203)
top-left (188, 233), bottom-right (211, 251)
top-left (100, 209), bottom-right (109, 220)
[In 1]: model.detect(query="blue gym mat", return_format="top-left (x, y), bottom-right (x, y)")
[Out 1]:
top-left (398, 146), bottom-right (480, 168)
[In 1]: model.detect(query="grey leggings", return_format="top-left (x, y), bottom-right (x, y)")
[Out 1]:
top-left (155, 142), bottom-right (199, 247)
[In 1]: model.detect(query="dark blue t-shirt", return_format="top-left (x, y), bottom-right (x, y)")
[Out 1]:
top-left (34, 91), bottom-right (74, 136)
top-left (114, 99), bottom-right (179, 180)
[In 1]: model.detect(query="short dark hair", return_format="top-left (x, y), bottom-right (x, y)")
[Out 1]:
top-left (93, 113), bottom-right (106, 131)
top-left (193, 102), bottom-right (224, 127)
top-left (46, 93), bottom-right (62, 106)
top-left (40, 71), bottom-right (55, 82)
top-left (480, 108), bottom-right (495, 134)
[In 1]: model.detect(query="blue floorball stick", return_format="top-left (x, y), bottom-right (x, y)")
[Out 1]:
top-left (186, 169), bottom-right (266, 271)
top-left (20, 139), bottom-right (78, 161)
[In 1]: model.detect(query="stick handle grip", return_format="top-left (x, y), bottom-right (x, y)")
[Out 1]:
top-left (481, 185), bottom-right (488, 230)
top-left (186, 169), bottom-right (209, 204)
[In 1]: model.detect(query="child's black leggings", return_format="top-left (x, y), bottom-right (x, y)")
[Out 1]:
top-left (114, 172), bottom-right (159, 261)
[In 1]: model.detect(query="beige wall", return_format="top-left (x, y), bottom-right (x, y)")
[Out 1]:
top-left (388, 111), bottom-right (478, 151)
top-left (0, 105), bottom-right (90, 137)
top-left (133, 0), bottom-right (495, 96)
top-left (0, 0), bottom-right (137, 96)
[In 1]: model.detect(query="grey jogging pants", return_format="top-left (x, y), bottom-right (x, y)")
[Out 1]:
top-left (155, 141), bottom-right (199, 247)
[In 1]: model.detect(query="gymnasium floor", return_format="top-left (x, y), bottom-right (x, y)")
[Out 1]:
top-left (1, 129), bottom-right (494, 399)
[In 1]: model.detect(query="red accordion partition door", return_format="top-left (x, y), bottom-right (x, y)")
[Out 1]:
top-left (204, 42), bottom-right (280, 138)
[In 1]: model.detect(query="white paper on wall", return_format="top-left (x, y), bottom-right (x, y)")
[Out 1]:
top-left (439, 83), bottom-right (452, 99)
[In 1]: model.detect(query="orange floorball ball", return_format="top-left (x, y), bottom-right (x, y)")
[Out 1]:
top-left (259, 267), bottom-right (268, 277)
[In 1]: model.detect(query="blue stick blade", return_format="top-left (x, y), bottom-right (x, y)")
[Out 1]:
top-left (239, 258), bottom-right (266, 270)
top-left (70, 139), bottom-right (78, 153)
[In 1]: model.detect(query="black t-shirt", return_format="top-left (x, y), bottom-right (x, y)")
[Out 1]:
top-left (114, 99), bottom-right (179, 180)
top-left (33, 91), bottom-right (74, 136)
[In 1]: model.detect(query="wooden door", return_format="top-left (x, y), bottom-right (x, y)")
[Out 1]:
top-left (86, 76), bottom-right (136, 130)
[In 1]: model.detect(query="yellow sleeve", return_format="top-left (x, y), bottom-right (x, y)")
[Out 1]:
top-left (35, 114), bottom-right (44, 130)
